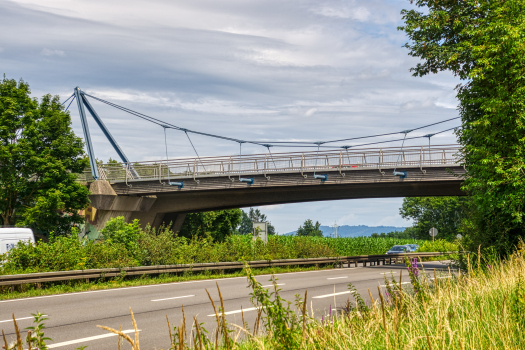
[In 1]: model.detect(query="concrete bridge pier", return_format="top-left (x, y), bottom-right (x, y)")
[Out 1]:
top-left (86, 180), bottom-right (180, 238)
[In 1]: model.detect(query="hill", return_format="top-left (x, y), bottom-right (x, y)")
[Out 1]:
top-left (284, 225), bottom-right (406, 237)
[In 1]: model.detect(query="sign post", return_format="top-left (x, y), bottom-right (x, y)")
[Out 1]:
top-left (253, 222), bottom-right (268, 243)
top-left (429, 227), bottom-right (438, 242)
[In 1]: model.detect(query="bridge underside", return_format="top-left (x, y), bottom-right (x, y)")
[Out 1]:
top-left (85, 166), bottom-right (465, 234)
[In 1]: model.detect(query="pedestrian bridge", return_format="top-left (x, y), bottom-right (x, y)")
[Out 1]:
top-left (81, 144), bottom-right (465, 233)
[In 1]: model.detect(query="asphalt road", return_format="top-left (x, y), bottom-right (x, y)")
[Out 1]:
top-left (1, 261), bottom-right (453, 349)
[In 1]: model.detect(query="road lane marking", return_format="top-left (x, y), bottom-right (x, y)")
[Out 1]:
top-left (261, 283), bottom-right (285, 287)
top-left (47, 329), bottom-right (139, 348)
top-left (379, 282), bottom-right (411, 287)
top-left (0, 269), bottom-right (333, 303)
top-left (327, 277), bottom-right (347, 280)
top-left (312, 291), bottom-right (353, 299)
top-left (0, 315), bottom-right (47, 324)
top-left (208, 307), bottom-right (259, 317)
top-left (151, 295), bottom-right (195, 302)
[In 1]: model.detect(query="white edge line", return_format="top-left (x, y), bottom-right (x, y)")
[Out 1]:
top-left (1, 269), bottom-right (331, 303)
top-left (47, 329), bottom-right (139, 348)
top-left (151, 295), bottom-right (195, 302)
top-left (312, 291), bottom-right (353, 299)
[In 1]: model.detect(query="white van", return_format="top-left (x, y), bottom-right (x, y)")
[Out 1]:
top-left (0, 228), bottom-right (36, 254)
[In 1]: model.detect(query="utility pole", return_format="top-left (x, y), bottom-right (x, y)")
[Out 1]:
top-left (331, 221), bottom-right (339, 238)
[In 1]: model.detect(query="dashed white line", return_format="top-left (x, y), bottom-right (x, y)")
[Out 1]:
top-left (327, 277), bottom-right (347, 280)
top-left (151, 295), bottom-right (195, 302)
top-left (380, 282), bottom-right (411, 287)
top-left (208, 307), bottom-right (259, 317)
top-left (0, 315), bottom-right (47, 324)
top-left (0, 269), bottom-right (332, 303)
top-left (261, 283), bottom-right (285, 288)
top-left (312, 291), bottom-right (354, 299)
top-left (47, 329), bottom-right (139, 348)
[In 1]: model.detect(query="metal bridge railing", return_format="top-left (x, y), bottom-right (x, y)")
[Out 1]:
top-left (76, 144), bottom-right (461, 183)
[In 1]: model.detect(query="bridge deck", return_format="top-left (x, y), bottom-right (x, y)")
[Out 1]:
top-left (78, 145), bottom-right (462, 190)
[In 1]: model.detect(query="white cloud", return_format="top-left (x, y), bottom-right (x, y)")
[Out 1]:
top-left (1, 0), bottom-right (460, 232)
top-left (304, 108), bottom-right (318, 117)
top-left (313, 6), bottom-right (370, 21)
top-left (337, 212), bottom-right (358, 225)
top-left (41, 48), bottom-right (65, 56)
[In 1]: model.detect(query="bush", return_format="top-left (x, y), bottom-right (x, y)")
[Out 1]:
top-left (0, 217), bottom-right (440, 275)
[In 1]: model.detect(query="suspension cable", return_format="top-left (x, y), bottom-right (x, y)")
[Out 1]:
top-left (184, 130), bottom-right (207, 172)
top-left (163, 126), bottom-right (172, 183)
top-left (81, 92), bottom-right (459, 148)
top-left (64, 96), bottom-right (76, 113)
top-left (393, 131), bottom-right (410, 174)
top-left (61, 93), bottom-right (74, 105)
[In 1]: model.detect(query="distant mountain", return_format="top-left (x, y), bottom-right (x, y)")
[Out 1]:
top-left (284, 225), bottom-right (406, 238)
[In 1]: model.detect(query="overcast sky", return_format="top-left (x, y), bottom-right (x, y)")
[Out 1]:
top-left (0, 0), bottom-right (461, 233)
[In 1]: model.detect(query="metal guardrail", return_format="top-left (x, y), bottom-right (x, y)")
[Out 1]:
top-left (76, 145), bottom-right (461, 183)
top-left (0, 252), bottom-right (453, 287)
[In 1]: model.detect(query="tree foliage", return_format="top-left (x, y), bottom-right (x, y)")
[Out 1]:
top-left (238, 208), bottom-right (276, 235)
top-left (371, 230), bottom-right (418, 240)
top-left (399, 197), bottom-right (468, 240)
top-left (0, 77), bottom-right (89, 235)
top-left (296, 219), bottom-right (323, 237)
top-left (178, 209), bottom-right (242, 241)
top-left (400, 0), bottom-right (525, 253)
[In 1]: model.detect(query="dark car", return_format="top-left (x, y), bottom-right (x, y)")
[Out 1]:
top-left (405, 244), bottom-right (420, 252)
top-left (385, 245), bottom-right (409, 255)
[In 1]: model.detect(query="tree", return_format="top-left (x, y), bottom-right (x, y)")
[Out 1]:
top-left (399, 197), bottom-right (468, 241)
top-left (238, 208), bottom-right (276, 235)
top-left (178, 209), bottom-right (242, 241)
top-left (371, 230), bottom-right (417, 239)
top-left (296, 219), bottom-right (323, 237)
top-left (0, 77), bottom-right (89, 235)
top-left (399, 0), bottom-right (525, 253)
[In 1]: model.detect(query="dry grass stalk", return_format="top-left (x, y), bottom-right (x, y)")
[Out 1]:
top-left (118, 324), bottom-right (122, 350)
top-left (254, 307), bottom-right (262, 335)
top-left (130, 308), bottom-right (140, 350)
top-left (216, 282), bottom-right (230, 350)
top-left (179, 319), bottom-right (184, 350)
top-left (12, 314), bottom-right (22, 350)
top-left (194, 316), bottom-right (203, 350)
top-left (97, 325), bottom-right (138, 350)
top-left (2, 329), bottom-right (9, 350)
top-left (26, 330), bottom-right (32, 350)
top-left (167, 315), bottom-right (173, 345)
top-left (182, 305), bottom-right (187, 341)
top-left (205, 288), bottom-right (220, 350)
top-left (229, 324), bottom-right (264, 348)
top-left (377, 286), bottom-right (390, 348)
top-left (426, 333), bottom-right (432, 350)
top-left (302, 290), bottom-right (308, 337)
top-left (241, 306), bottom-right (246, 331)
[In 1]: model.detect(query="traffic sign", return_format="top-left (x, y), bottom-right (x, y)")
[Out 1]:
top-left (429, 227), bottom-right (438, 241)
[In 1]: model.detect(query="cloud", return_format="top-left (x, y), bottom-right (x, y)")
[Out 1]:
top-left (313, 6), bottom-right (370, 21)
top-left (40, 48), bottom-right (65, 56)
top-left (0, 0), bottom-right (460, 232)
top-left (304, 108), bottom-right (318, 117)
top-left (337, 213), bottom-right (358, 225)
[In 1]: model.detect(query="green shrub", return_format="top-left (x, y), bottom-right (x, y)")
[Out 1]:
top-left (0, 216), bottom-right (441, 275)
